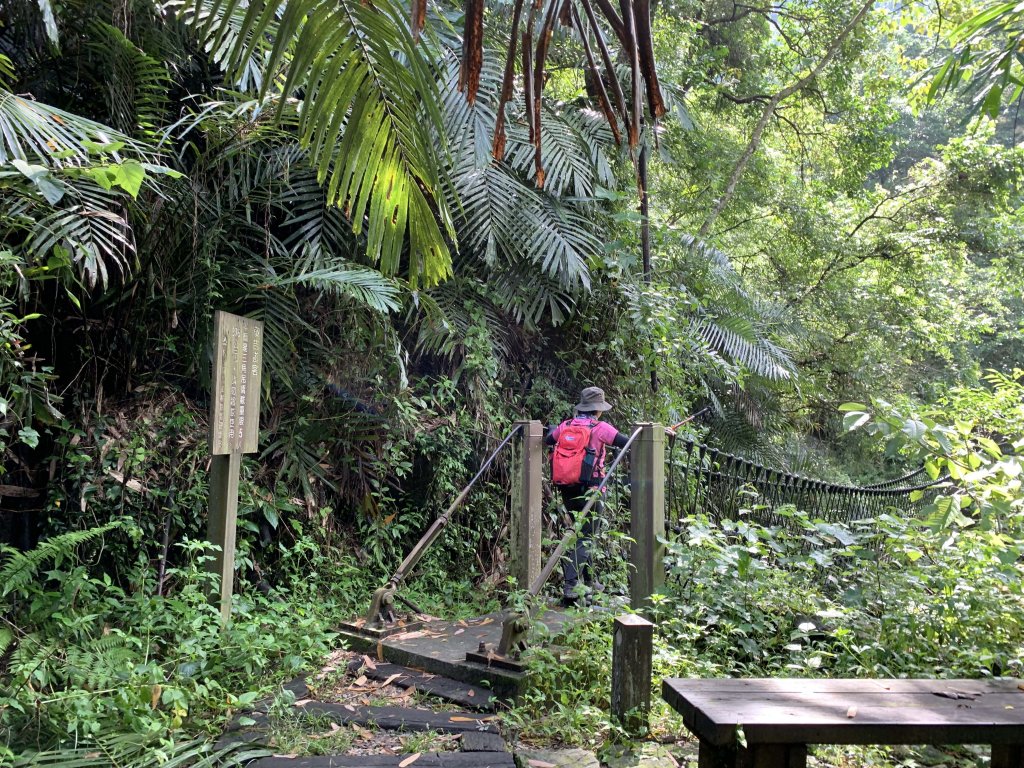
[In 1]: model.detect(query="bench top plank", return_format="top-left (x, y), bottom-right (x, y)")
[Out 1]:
top-left (663, 678), bottom-right (1024, 747)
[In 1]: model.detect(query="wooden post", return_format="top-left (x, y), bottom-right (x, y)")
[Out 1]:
top-left (512, 420), bottom-right (542, 589)
top-left (630, 422), bottom-right (665, 610)
top-left (611, 614), bottom-right (654, 735)
top-left (207, 311), bottom-right (263, 623)
top-left (207, 452), bottom-right (241, 621)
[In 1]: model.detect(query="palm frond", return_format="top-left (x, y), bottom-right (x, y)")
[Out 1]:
top-left (455, 161), bottom-right (596, 291)
top-left (167, 0), bottom-right (276, 92)
top-left (691, 314), bottom-right (796, 382)
top-left (83, 20), bottom-right (171, 136)
top-left (272, 266), bottom-right (401, 313)
top-left (0, 53), bottom-right (14, 89)
top-left (0, 89), bottom-right (149, 165)
top-left (505, 105), bottom-right (606, 198)
top-left (173, 0), bottom-right (455, 287)
top-left (11, 180), bottom-right (137, 290)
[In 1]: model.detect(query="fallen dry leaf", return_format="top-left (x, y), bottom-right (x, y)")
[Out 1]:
top-left (293, 699), bottom-right (311, 707)
top-left (399, 753), bottom-right (421, 767)
top-left (449, 716), bottom-right (476, 722)
top-left (846, 706), bottom-right (857, 718)
top-left (362, 654), bottom-right (377, 671)
top-left (377, 640), bottom-right (384, 661)
top-left (354, 675), bottom-right (367, 686)
top-left (527, 760), bottom-right (557, 768)
top-left (380, 673), bottom-right (403, 688)
top-left (395, 631), bottom-right (425, 640)
top-left (467, 689), bottom-right (475, 697)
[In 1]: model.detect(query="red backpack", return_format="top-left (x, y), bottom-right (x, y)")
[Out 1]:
top-left (552, 420), bottom-right (597, 486)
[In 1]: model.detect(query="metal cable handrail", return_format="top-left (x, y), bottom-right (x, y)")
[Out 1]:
top-left (668, 435), bottom-right (947, 526)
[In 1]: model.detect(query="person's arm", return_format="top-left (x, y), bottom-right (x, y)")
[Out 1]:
top-left (544, 423), bottom-right (561, 446)
top-left (612, 431), bottom-right (629, 449)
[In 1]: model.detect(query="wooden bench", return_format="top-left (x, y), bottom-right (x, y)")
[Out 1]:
top-left (662, 678), bottom-right (1024, 768)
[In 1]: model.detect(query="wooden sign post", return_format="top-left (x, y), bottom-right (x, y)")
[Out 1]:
top-left (207, 310), bottom-right (263, 622)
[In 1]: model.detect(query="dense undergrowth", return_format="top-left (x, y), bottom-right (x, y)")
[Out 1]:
top-left (508, 508), bottom-right (1024, 752)
top-left (1, 373), bottom-right (1020, 765)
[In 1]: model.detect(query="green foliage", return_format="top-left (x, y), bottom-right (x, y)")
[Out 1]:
top-left (841, 370), bottom-right (1024, 532)
top-left (0, 525), bottom-right (336, 752)
top-left (507, 617), bottom-right (618, 746)
top-left (9, 733), bottom-right (268, 767)
top-left (655, 507), bottom-right (1024, 679)
top-left (173, 0), bottom-right (456, 286)
top-left (928, 1), bottom-right (1024, 120)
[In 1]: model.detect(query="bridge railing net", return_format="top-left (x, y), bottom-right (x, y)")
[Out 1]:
top-left (666, 436), bottom-right (944, 528)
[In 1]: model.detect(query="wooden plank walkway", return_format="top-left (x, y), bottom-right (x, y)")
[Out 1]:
top-left (292, 703), bottom-right (500, 734)
top-left (361, 662), bottom-right (498, 711)
top-left (251, 754), bottom-right (515, 767)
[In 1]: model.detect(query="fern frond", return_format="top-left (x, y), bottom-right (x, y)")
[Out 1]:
top-left (0, 520), bottom-right (126, 598)
top-left (691, 314), bottom-right (796, 381)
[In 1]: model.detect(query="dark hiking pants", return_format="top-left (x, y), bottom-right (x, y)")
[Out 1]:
top-left (558, 483), bottom-right (604, 598)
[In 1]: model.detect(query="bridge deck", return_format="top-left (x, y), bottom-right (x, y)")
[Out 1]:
top-left (338, 609), bottom-right (571, 698)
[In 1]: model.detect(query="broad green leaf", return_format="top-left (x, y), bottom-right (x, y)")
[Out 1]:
top-left (977, 437), bottom-right (1002, 459)
top-left (843, 411), bottom-right (871, 431)
top-left (12, 158), bottom-right (66, 204)
top-left (17, 426), bottom-right (40, 448)
top-left (901, 418), bottom-right (926, 441)
top-left (113, 160), bottom-right (146, 198)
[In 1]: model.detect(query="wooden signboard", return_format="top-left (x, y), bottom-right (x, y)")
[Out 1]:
top-left (207, 310), bottom-right (264, 622)
top-left (210, 311), bottom-right (263, 455)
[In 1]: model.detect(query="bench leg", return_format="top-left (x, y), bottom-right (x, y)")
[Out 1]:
top-left (697, 740), bottom-right (807, 768)
top-left (698, 738), bottom-right (735, 768)
top-left (748, 744), bottom-right (807, 768)
top-left (992, 745), bottom-right (1023, 768)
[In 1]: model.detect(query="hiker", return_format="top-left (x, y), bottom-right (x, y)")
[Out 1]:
top-left (546, 386), bottom-right (630, 607)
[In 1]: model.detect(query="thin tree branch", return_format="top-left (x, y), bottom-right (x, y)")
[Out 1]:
top-left (698, 0), bottom-right (876, 238)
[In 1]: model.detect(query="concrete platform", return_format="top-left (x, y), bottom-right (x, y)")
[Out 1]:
top-left (338, 609), bottom-right (571, 698)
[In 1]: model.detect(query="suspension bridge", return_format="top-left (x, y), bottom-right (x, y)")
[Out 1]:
top-left (337, 420), bottom-right (943, 695)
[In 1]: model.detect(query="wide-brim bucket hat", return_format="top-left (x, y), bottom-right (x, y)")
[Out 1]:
top-left (575, 386), bottom-right (613, 412)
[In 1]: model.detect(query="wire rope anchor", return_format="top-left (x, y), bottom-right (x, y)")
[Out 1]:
top-left (465, 611), bottom-right (531, 672)
top-left (338, 581), bottom-right (427, 639)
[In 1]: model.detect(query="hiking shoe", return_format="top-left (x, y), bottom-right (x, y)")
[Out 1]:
top-left (585, 579), bottom-right (605, 593)
top-left (560, 595), bottom-right (578, 608)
